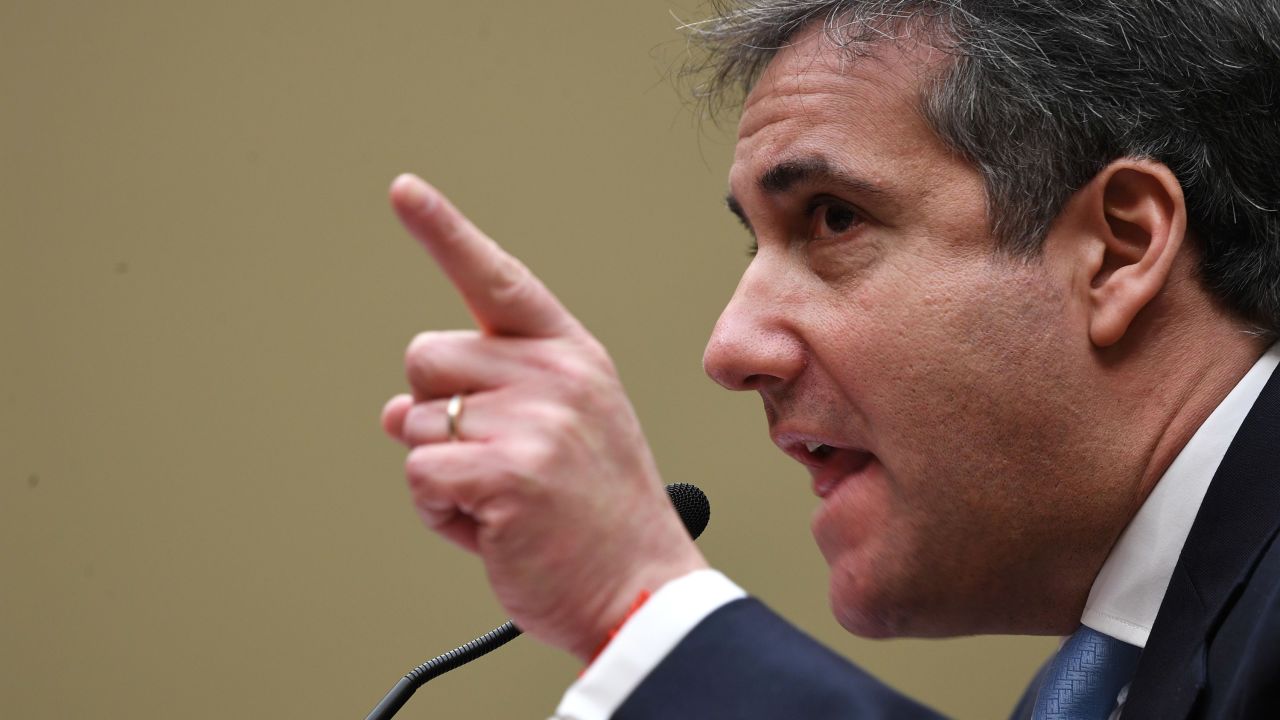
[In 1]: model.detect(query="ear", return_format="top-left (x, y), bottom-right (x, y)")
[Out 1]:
top-left (1069, 160), bottom-right (1188, 348)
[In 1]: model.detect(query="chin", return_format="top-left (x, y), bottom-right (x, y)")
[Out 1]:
top-left (828, 568), bottom-right (909, 639)
top-left (831, 566), bottom-right (1083, 638)
top-left (831, 587), bottom-right (978, 639)
top-left (834, 605), bottom-right (900, 639)
top-left (826, 552), bottom-right (977, 639)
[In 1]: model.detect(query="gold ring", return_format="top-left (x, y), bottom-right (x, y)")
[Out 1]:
top-left (446, 393), bottom-right (465, 442)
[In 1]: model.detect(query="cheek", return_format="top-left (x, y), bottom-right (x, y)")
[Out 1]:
top-left (832, 260), bottom-right (1070, 445)
top-left (881, 280), bottom-right (1069, 504)
top-left (807, 256), bottom-right (1086, 634)
top-left (815, 298), bottom-right (968, 477)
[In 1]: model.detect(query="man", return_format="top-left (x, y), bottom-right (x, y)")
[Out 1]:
top-left (380, 1), bottom-right (1280, 717)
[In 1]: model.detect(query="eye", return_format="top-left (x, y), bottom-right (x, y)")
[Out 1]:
top-left (808, 198), bottom-right (862, 240)
top-left (745, 239), bottom-right (759, 257)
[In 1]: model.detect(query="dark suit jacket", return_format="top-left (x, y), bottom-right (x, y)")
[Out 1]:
top-left (617, 364), bottom-right (1280, 719)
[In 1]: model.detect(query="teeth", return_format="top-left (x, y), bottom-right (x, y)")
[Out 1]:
top-left (805, 441), bottom-right (825, 453)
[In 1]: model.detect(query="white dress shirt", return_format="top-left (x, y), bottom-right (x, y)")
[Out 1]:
top-left (1083, 342), bottom-right (1280, 647)
top-left (554, 343), bottom-right (1280, 720)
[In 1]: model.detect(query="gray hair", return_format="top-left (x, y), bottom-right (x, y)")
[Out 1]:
top-left (684, 0), bottom-right (1280, 335)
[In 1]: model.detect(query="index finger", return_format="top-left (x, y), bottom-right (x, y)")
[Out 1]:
top-left (390, 173), bottom-right (582, 339)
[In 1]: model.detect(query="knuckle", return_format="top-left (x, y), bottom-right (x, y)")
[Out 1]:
top-left (527, 342), bottom-right (601, 390)
top-left (534, 402), bottom-right (578, 437)
top-left (381, 396), bottom-right (408, 436)
top-left (475, 490), bottom-right (533, 543)
top-left (558, 371), bottom-right (594, 407)
top-left (565, 340), bottom-right (616, 382)
top-left (404, 330), bottom-right (476, 391)
top-left (401, 403), bottom-right (430, 443)
top-left (404, 447), bottom-right (432, 489)
top-left (551, 355), bottom-right (611, 404)
top-left (405, 332), bottom-right (443, 377)
top-left (579, 336), bottom-right (614, 368)
top-left (405, 443), bottom-right (435, 470)
top-left (406, 330), bottom-right (470, 359)
top-left (486, 256), bottom-right (535, 306)
top-left (406, 330), bottom-right (443, 357)
top-left (405, 360), bottom-right (439, 394)
top-left (511, 433), bottom-right (561, 475)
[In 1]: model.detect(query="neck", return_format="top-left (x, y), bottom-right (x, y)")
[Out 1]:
top-left (1118, 328), bottom-right (1269, 520)
top-left (1034, 301), bottom-right (1270, 633)
top-left (1135, 344), bottom-right (1265, 497)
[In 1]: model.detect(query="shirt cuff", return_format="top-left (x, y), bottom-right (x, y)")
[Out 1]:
top-left (550, 569), bottom-right (746, 720)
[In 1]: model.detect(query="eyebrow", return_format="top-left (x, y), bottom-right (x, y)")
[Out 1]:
top-left (761, 156), bottom-right (884, 197)
top-left (724, 155), bottom-right (886, 233)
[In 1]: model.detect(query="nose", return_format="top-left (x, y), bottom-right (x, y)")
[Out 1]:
top-left (703, 262), bottom-right (806, 392)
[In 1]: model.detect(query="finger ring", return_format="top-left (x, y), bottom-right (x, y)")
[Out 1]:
top-left (446, 393), bottom-right (465, 442)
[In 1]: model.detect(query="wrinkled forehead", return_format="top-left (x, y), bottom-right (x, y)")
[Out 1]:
top-left (726, 21), bottom-right (982, 233)
top-left (737, 23), bottom-right (951, 141)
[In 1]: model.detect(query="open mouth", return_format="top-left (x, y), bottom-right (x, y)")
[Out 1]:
top-left (778, 437), bottom-right (875, 498)
top-left (804, 441), bottom-right (837, 462)
top-left (812, 447), bottom-right (874, 498)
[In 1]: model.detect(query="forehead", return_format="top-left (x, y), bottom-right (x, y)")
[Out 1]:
top-left (739, 26), bottom-right (939, 132)
top-left (732, 26), bottom-right (958, 195)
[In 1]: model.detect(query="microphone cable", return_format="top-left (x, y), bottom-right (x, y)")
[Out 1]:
top-left (363, 482), bottom-right (711, 720)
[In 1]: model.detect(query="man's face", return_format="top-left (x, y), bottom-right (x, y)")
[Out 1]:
top-left (704, 29), bottom-right (1123, 637)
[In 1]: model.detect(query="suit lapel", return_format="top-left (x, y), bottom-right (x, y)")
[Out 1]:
top-left (1124, 363), bottom-right (1280, 719)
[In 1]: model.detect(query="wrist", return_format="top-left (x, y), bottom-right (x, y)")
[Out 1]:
top-left (571, 550), bottom-right (709, 663)
top-left (584, 588), bottom-right (653, 667)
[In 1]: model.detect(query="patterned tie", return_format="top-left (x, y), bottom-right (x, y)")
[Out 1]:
top-left (1029, 625), bottom-right (1142, 720)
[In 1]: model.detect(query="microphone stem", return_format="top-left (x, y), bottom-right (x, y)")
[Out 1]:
top-left (364, 621), bottom-right (523, 720)
top-left (363, 483), bottom-right (708, 719)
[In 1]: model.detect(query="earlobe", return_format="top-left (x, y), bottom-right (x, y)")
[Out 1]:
top-left (1085, 161), bottom-right (1187, 348)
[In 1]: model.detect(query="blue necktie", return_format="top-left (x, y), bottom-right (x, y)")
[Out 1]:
top-left (1029, 625), bottom-right (1142, 720)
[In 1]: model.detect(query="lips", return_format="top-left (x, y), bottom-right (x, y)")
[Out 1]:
top-left (773, 432), bottom-right (875, 498)
top-left (810, 447), bottom-right (874, 497)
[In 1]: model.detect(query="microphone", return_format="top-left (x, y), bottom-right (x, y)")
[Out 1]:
top-left (364, 483), bottom-right (711, 720)
top-left (665, 482), bottom-right (711, 540)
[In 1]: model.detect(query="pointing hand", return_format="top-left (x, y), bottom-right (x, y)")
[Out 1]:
top-left (380, 174), bottom-right (708, 661)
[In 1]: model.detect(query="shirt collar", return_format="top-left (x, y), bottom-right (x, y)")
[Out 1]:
top-left (1080, 342), bottom-right (1280, 647)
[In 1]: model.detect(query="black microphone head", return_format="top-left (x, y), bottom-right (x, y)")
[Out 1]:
top-left (665, 483), bottom-right (710, 540)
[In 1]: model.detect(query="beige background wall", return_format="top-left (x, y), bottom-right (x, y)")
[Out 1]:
top-left (2, 1), bottom-right (1055, 717)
